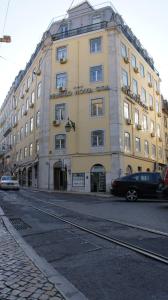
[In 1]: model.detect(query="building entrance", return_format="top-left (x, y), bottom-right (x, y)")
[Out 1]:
top-left (53, 167), bottom-right (67, 190)
top-left (90, 164), bottom-right (106, 192)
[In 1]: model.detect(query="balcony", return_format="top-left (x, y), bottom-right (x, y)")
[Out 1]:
top-left (3, 125), bottom-right (12, 137)
top-left (52, 22), bottom-right (107, 41)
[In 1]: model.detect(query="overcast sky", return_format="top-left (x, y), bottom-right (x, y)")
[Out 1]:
top-left (0, 0), bottom-right (168, 105)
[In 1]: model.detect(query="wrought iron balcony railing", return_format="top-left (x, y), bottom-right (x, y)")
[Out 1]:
top-left (52, 21), bottom-right (108, 41)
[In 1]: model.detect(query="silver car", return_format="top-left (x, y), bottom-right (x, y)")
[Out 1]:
top-left (0, 176), bottom-right (20, 190)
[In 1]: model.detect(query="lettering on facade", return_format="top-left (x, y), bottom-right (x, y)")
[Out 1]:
top-left (121, 86), bottom-right (148, 110)
top-left (50, 85), bottom-right (111, 99)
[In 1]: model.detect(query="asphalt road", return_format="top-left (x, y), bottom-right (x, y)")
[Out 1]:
top-left (1, 189), bottom-right (168, 300)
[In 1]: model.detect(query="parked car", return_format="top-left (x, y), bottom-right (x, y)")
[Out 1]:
top-left (111, 172), bottom-right (163, 201)
top-left (0, 176), bottom-right (20, 190)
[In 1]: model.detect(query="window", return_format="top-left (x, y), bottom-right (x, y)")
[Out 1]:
top-left (36, 140), bottom-right (39, 153)
top-left (30, 117), bottom-right (34, 133)
top-left (150, 120), bottom-right (155, 132)
top-left (141, 87), bottom-right (147, 104)
top-left (121, 43), bottom-right (127, 58)
top-left (124, 102), bottom-right (129, 119)
top-left (57, 46), bottom-right (67, 60)
top-left (91, 130), bottom-right (104, 147)
top-left (90, 37), bottom-right (101, 53)
top-left (91, 98), bottom-right (103, 116)
top-left (132, 79), bottom-right (138, 95)
top-left (156, 124), bottom-right (160, 137)
top-left (25, 123), bottom-right (28, 136)
top-left (134, 110), bottom-right (139, 125)
top-left (72, 173), bottom-right (85, 187)
top-left (135, 137), bottom-right (141, 153)
top-left (60, 24), bottom-right (68, 34)
top-left (158, 147), bottom-right (163, 159)
top-left (142, 115), bottom-right (148, 131)
top-left (131, 54), bottom-right (136, 68)
top-left (36, 111), bottom-right (40, 128)
top-left (92, 15), bottom-right (101, 24)
top-left (55, 134), bottom-right (66, 149)
top-left (147, 72), bottom-right (152, 84)
top-left (21, 105), bottom-right (24, 117)
top-left (19, 149), bottom-right (22, 161)
top-left (27, 76), bottom-right (31, 89)
top-left (56, 73), bottom-right (67, 88)
top-left (90, 65), bottom-right (103, 82)
top-left (152, 144), bottom-right (156, 159)
top-left (140, 64), bottom-right (145, 77)
top-left (144, 140), bottom-right (149, 157)
top-left (20, 127), bottom-right (24, 140)
top-left (122, 69), bottom-right (128, 86)
top-left (164, 117), bottom-right (168, 128)
top-left (37, 82), bottom-right (41, 99)
top-left (124, 132), bottom-right (131, 152)
top-left (156, 100), bottom-right (159, 113)
top-left (149, 94), bottom-right (153, 107)
top-left (29, 143), bottom-right (33, 156)
top-left (31, 91), bottom-right (35, 104)
top-left (24, 147), bottom-right (28, 158)
top-left (26, 98), bottom-right (29, 111)
top-left (55, 104), bottom-right (65, 121)
top-left (17, 131), bottom-right (20, 143)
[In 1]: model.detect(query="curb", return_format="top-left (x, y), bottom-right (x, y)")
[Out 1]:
top-left (22, 187), bottom-right (113, 198)
top-left (1, 209), bottom-right (88, 300)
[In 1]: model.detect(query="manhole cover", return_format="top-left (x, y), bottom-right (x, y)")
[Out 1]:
top-left (9, 218), bottom-right (31, 230)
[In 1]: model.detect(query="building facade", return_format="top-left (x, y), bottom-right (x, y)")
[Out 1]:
top-left (0, 1), bottom-right (167, 192)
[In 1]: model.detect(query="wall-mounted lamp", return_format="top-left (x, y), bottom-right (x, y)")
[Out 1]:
top-left (65, 118), bottom-right (75, 132)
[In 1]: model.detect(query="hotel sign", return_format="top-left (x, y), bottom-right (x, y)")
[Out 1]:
top-left (50, 85), bottom-right (110, 99)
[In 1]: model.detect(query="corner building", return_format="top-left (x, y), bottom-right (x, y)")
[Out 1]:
top-left (0, 1), bottom-right (166, 192)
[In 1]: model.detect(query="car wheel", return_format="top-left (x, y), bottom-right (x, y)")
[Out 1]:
top-left (126, 189), bottom-right (138, 201)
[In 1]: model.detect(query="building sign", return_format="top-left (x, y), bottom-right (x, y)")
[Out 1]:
top-left (50, 85), bottom-right (110, 99)
top-left (72, 173), bottom-right (85, 187)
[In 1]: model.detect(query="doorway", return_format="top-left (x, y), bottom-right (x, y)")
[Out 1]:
top-left (90, 164), bottom-right (106, 192)
top-left (53, 167), bottom-right (67, 190)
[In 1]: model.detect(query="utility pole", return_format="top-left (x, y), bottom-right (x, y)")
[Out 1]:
top-left (0, 35), bottom-right (11, 43)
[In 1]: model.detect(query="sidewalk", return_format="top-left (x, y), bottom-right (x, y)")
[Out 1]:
top-left (0, 207), bottom-right (88, 300)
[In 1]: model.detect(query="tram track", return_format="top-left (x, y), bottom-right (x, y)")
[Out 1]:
top-left (2, 190), bottom-right (168, 266)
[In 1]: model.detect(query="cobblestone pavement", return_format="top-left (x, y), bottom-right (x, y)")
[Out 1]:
top-left (0, 218), bottom-right (65, 300)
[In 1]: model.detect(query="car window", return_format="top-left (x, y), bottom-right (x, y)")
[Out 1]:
top-left (139, 173), bottom-right (151, 182)
top-left (129, 174), bottom-right (139, 181)
top-left (1, 176), bottom-right (12, 181)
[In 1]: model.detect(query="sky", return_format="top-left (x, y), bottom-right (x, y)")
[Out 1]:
top-left (0, 0), bottom-right (168, 105)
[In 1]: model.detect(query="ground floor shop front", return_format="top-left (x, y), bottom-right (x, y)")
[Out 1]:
top-left (15, 154), bottom-right (165, 193)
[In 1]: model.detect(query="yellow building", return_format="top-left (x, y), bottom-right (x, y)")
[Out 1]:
top-left (0, 1), bottom-right (166, 192)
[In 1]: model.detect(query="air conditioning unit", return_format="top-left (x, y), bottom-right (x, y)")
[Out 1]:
top-left (20, 94), bottom-right (24, 99)
top-left (137, 124), bottom-right (142, 130)
top-left (151, 132), bottom-right (155, 137)
top-left (134, 67), bottom-right (139, 74)
top-left (59, 86), bottom-right (66, 92)
top-left (23, 109), bottom-right (28, 116)
top-left (148, 82), bottom-right (153, 88)
top-left (158, 112), bottom-right (161, 117)
top-left (126, 118), bottom-right (133, 125)
top-left (123, 56), bottom-right (129, 64)
top-left (156, 90), bottom-right (160, 95)
top-left (149, 105), bottom-right (154, 111)
top-left (29, 102), bottom-right (34, 108)
top-left (53, 120), bottom-right (60, 126)
top-left (13, 122), bottom-right (18, 128)
top-left (59, 57), bottom-right (67, 64)
top-left (36, 69), bottom-right (41, 76)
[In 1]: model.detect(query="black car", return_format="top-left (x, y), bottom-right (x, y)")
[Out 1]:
top-left (111, 172), bottom-right (163, 201)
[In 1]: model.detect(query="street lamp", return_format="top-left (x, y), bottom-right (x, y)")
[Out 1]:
top-left (65, 118), bottom-right (75, 132)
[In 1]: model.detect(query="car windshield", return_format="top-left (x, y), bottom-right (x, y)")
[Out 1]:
top-left (1, 176), bottom-right (17, 181)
